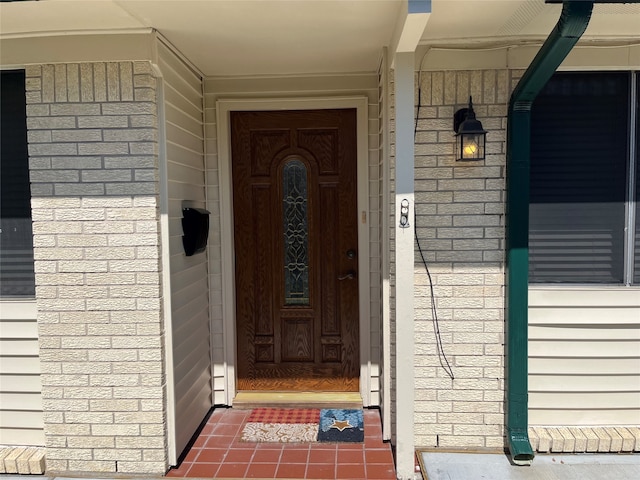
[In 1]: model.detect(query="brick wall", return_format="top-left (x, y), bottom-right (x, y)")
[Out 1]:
top-left (411, 69), bottom-right (509, 449)
top-left (25, 62), bottom-right (168, 474)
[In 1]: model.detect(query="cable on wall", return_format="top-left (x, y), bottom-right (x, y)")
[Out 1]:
top-left (414, 62), bottom-right (455, 381)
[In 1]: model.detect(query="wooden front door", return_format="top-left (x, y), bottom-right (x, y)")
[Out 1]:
top-left (231, 109), bottom-right (359, 391)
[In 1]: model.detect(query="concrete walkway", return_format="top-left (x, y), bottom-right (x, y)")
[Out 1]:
top-left (418, 451), bottom-right (640, 480)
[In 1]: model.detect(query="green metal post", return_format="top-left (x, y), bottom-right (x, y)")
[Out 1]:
top-left (505, 0), bottom-right (594, 465)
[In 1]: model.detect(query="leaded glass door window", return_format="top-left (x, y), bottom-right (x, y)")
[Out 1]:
top-left (282, 159), bottom-right (310, 305)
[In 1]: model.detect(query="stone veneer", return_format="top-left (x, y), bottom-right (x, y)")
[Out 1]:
top-left (25, 62), bottom-right (168, 474)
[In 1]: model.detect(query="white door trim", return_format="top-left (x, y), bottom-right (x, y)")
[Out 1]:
top-left (216, 96), bottom-right (371, 405)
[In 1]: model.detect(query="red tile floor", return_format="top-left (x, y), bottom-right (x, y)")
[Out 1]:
top-left (166, 408), bottom-right (396, 479)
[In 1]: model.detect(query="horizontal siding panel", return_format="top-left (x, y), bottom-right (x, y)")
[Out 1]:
top-left (169, 250), bottom-right (204, 275)
top-left (168, 159), bottom-right (206, 186)
top-left (157, 43), bottom-right (202, 97)
top-left (0, 374), bottom-right (42, 392)
top-left (0, 301), bottom-right (37, 320)
top-left (168, 180), bottom-right (208, 203)
top-left (530, 391), bottom-right (640, 410)
top-left (0, 427), bottom-right (45, 446)
top-left (172, 310), bottom-right (209, 360)
top-left (529, 374), bottom-right (640, 392)
top-left (0, 392), bottom-right (43, 410)
top-left (0, 338), bottom-right (39, 356)
top-left (529, 288), bottom-right (640, 307)
top-left (530, 308), bottom-right (640, 324)
top-left (174, 346), bottom-right (210, 392)
top-left (166, 103), bottom-right (203, 143)
top-left (169, 249), bottom-right (209, 275)
top-left (172, 302), bottom-right (208, 342)
top-left (171, 280), bottom-right (208, 313)
top-left (529, 325), bottom-right (640, 340)
top-left (175, 374), bottom-right (211, 422)
top-left (0, 320), bottom-right (38, 338)
top-left (175, 377), bottom-right (211, 428)
top-left (175, 392), bottom-right (210, 437)
top-left (166, 142), bottom-right (205, 174)
top-left (529, 357), bottom-right (640, 375)
top-left (529, 340), bottom-right (640, 358)
top-left (212, 363), bottom-right (225, 378)
top-left (0, 410), bottom-right (44, 429)
top-left (174, 322), bottom-right (210, 368)
top-left (0, 356), bottom-right (40, 374)
top-left (166, 123), bottom-right (204, 155)
top-left (530, 408), bottom-right (640, 426)
top-left (175, 356), bottom-right (211, 400)
top-left (173, 336), bottom-right (210, 387)
top-left (174, 382), bottom-right (211, 457)
top-left (158, 52), bottom-right (202, 106)
top-left (170, 262), bottom-right (208, 290)
top-left (158, 63), bottom-right (202, 111)
top-left (164, 83), bottom-right (202, 122)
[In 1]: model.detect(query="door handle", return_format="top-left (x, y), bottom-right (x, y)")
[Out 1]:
top-left (338, 270), bottom-right (356, 281)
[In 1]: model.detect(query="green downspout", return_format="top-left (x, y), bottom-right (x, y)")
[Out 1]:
top-left (505, 0), bottom-right (594, 465)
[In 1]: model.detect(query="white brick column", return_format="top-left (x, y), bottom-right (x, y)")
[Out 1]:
top-left (26, 62), bottom-right (168, 475)
top-left (412, 69), bottom-right (508, 450)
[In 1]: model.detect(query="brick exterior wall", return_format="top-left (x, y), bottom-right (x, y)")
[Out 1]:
top-left (410, 69), bottom-right (510, 450)
top-left (25, 62), bottom-right (168, 474)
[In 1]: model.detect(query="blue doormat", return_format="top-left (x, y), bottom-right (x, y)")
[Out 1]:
top-left (317, 409), bottom-right (364, 442)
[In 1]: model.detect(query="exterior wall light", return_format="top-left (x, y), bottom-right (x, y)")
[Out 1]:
top-left (453, 96), bottom-right (487, 161)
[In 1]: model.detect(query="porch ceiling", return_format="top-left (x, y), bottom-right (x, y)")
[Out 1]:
top-left (1, 1), bottom-right (638, 77)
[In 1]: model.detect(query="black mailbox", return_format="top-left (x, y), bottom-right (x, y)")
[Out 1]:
top-left (182, 207), bottom-right (210, 256)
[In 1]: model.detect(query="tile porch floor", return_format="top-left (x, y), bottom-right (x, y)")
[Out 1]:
top-left (166, 408), bottom-right (397, 479)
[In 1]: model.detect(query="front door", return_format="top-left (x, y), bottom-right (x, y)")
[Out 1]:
top-left (231, 109), bottom-right (359, 391)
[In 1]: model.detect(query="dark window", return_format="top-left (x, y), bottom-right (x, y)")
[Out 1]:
top-left (529, 72), bottom-right (638, 284)
top-left (1, 70), bottom-right (35, 297)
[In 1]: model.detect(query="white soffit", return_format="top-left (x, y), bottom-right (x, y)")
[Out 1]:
top-left (115, 0), bottom-right (402, 76)
top-left (2, 1), bottom-right (638, 75)
top-left (0, 0), bottom-right (403, 76)
top-left (0, 0), bottom-right (146, 35)
top-left (421, 0), bottom-right (640, 46)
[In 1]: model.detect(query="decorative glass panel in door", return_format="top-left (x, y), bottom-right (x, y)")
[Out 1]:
top-left (283, 159), bottom-right (309, 305)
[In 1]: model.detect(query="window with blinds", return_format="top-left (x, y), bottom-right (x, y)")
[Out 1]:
top-left (1, 70), bottom-right (35, 297)
top-left (529, 72), bottom-right (638, 285)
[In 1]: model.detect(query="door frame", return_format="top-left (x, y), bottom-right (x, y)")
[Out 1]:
top-left (216, 97), bottom-right (371, 405)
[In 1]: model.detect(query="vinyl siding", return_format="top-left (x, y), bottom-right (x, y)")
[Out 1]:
top-left (203, 74), bottom-right (381, 406)
top-left (529, 287), bottom-right (640, 426)
top-left (157, 40), bottom-right (211, 460)
top-left (0, 300), bottom-right (44, 446)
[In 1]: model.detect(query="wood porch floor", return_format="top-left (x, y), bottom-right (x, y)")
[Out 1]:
top-left (166, 407), bottom-right (396, 479)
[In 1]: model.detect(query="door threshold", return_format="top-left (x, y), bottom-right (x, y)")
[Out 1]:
top-left (232, 391), bottom-right (363, 410)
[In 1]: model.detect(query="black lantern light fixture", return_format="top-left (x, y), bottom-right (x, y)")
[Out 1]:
top-left (453, 96), bottom-right (487, 161)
